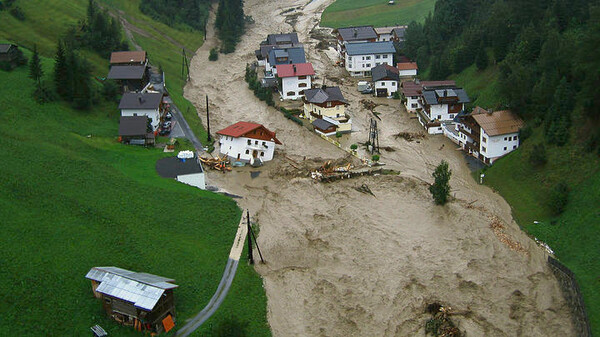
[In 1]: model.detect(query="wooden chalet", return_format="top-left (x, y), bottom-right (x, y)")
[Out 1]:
top-left (107, 65), bottom-right (149, 92)
top-left (86, 267), bottom-right (178, 335)
top-left (110, 51), bottom-right (148, 66)
top-left (0, 43), bottom-right (24, 69)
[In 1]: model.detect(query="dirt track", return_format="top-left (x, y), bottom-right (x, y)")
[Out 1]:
top-left (184, 1), bottom-right (575, 336)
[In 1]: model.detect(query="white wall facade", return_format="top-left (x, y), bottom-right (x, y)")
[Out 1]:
top-left (337, 39), bottom-right (371, 58)
top-left (303, 102), bottom-right (346, 120)
top-left (404, 95), bottom-right (420, 112)
top-left (479, 129), bottom-right (519, 163)
top-left (426, 104), bottom-right (460, 122)
top-left (219, 135), bottom-right (276, 162)
top-left (345, 53), bottom-right (393, 77)
top-left (177, 173), bottom-right (206, 190)
top-left (121, 108), bottom-right (160, 131)
top-left (374, 80), bottom-right (398, 95)
top-left (376, 33), bottom-right (393, 42)
top-left (399, 69), bottom-right (417, 77)
top-left (280, 76), bottom-right (312, 100)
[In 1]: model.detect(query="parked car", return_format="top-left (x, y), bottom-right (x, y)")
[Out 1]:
top-left (162, 121), bottom-right (172, 129)
top-left (165, 112), bottom-right (172, 120)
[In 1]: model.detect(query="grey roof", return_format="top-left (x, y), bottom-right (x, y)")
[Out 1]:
top-left (303, 87), bottom-right (347, 104)
top-left (371, 64), bottom-right (399, 82)
top-left (312, 118), bottom-right (335, 130)
top-left (392, 27), bottom-right (406, 39)
top-left (345, 41), bottom-right (395, 56)
top-left (86, 267), bottom-right (178, 311)
top-left (119, 116), bottom-right (148, 136)
top-left (268, 46), bottom-right (306, 66)
top-left (422, 88), bottom-right (470, 105)
top-left (337, 26), bottom-right (378, 41)
top-left (119, 92), bottom-right (162, 110)
top-left (267, 33), bottom-right (299, 45)
top-left (156, 156), bottom-right (204, 178)
top-left (0, 43), bottom-right (16, 53)
top-left (107, 65), bottom-right (146, 80)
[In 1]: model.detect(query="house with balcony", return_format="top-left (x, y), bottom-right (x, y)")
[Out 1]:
top-left (302, 86), bottom-right (351, 135)
top-left (275, 63), bottom-right (314, 100)
top-left (456, 107), bottom-right (524, 165)
top-left (344, 41), bottom-right (395, 77)
top-left (255, 33), bottom-right (302, 66)
top-left (418, 84), bottom-right (470, 134)
top-left (371, 64), bottom-right (399, 97)
top-left (335, 26), bottom-right (378, 58)
top-left (217, 122), bottom-right (282, 165)
top-left (375, 26), bottom-right (407, 42)
top-left (397, 62), bottom-right (418, 78)
top-left (265, 46), bottom-right (306, 78)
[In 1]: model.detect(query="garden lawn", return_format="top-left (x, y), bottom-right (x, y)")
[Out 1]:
top-left (321, 0), bottom-right (436, 28)
top-left (0, 51), bottom-right (268, 336)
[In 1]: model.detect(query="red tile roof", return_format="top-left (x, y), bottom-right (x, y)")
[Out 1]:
top-left (397, 62), bottom-right (418, 70)
top-left (276, 63), bottom-right (315, 78)
top-left (216, 122), bottom-right (282, 144)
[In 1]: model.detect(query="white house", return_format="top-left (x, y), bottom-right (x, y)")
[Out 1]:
top-left (418, 85), bottom-right (470, 134)
top-left (336, 26), bottom-right (378, 58)
top-left (217, 122), bottom-right (282, 165)
top-left (371, 64), bottom-right (399, 97)
top-left (457, 107), bottom-right (524, 165)
top-left (118, 92), bottom-right (164, 131)
top-left (276, 63), bottom-right (314, 100)
top-left (375, 26), bottom-right (407, 42)
top-left (344, 41), bottom-right (395, 77)
top-left (397, 62), bottom-right (418, 78)
top-left (265, 46), bottom-right (306, 78)
top-left (155, 154), bottom-right (206, 189)
top-left (401, 80), bottom-right (456, 113)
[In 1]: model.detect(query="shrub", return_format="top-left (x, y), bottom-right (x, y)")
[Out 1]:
top-left (372, 154), bottom-right (380, 162)
top-left (393, 91), bottom-right (401, 99)
top-left (429, 160), bottom-right (452, 205)
top-left (548, 182), bottom-right (569, 215)
top-left (350, 144), bottom-right (358, 150)
top-left (9, 5), bottom-right (25, 20)
top-left (529, 143), bottom-right (547, 167)
top-left (518, 125), bottom-right (533, 143)
top-left (335, 131), bottom-right (342, 138)
top-left (209, 47), bottom-right (219, 61)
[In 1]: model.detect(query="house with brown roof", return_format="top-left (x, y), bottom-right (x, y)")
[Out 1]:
top-left (397, 62), bottom-right (418, 78)
top-left (456, 107), bottom-right (524, 164)
top-left (110, 51), bottom-right (148, 66)
top-left (216, 122), bottom-right (282, 165)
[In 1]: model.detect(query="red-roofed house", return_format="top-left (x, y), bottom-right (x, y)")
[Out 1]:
top-left (275, 63), bottom-right (315, 100)
top-left (397, 62), bottom-right (418, 78)
top-left (217, 122), bottom-right (282, 165)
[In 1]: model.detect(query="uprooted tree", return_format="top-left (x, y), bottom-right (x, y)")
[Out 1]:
top-left (429, 160), bottom-right (452, 205)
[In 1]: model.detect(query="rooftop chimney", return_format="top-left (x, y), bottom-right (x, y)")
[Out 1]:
top-left (138, 95), bottom-right (144, 104)
top-left (293, 65), bottom-right (297, 73)
top-left (353, 28), bottom-right (358, 37)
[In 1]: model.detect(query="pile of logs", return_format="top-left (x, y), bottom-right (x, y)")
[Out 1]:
top-left (199, 155), bottom-right (232, 172)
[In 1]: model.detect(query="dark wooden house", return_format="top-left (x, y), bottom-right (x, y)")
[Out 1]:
top-left (107, 65), bottom-right (149, 92)
top-left (0, 43), bottom-right (23, 69)
top-left (118, 116), bottom-right (155, 146)
top-left (86, 267), bottom-right (178, 334)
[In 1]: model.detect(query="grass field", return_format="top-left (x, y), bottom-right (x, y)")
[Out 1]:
top-left (321, 0), bottom-right (436, 28)
top-left (0, 8), bottom-right (269, 337)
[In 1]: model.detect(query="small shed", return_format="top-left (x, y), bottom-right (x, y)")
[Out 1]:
top-left (312, 118), bottom-right (337, 136)
top-left (85, 267), bottom-right (178, 335)
top-left (119, 116), bottom-right (155, 146)
top-left (0, 43), bottom-right (23, 69)
top-left (156, 155), bottom-right (206, 190)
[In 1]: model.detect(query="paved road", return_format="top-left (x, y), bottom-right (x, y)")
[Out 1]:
top-left (164, 96), bottom-right (205, 152)
top-left (175, 214), bottom-right (249, 337)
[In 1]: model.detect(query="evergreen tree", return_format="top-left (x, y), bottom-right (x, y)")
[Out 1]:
top-left (54, 40), bottom-right (68, 99)
top-left (475, 44), bottom-right (488, 70)
top-left (429, 160), bottom-right (452, 205)
top-left (28, 44), bottom-right (43, 87)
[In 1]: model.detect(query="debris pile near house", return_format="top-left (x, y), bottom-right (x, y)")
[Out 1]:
top-left (394, 131), bottom-right (425, 142)
top-left (424, 303), bottom-right (464, 337)
top-left (199, 155), bottom-right (232, 172)
top-left (360, 99), bottom-right (379, 111)
top-left (309, 160), bottom-right (400, 183)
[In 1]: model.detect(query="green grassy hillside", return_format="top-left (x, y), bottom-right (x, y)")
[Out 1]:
top-left (0, 16), bottom-right (268, 337)
top-left (321, 0), bottom-right (436, 28)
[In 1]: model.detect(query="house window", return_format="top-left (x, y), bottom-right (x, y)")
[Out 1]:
top-left (327, 102), bottom-right (332, 107)
top-left (298, 75), bottom-right (307, 80)
top-left (504, 137), bottom-right (507, 141)
top-left (482, 137), bottom-right (487, 143)
top-left (262, 141), bottom-right (266, 146)
top-left (375, 55), bottom-right (380, 59)
top-left (247, 139), bottom-right (251, 145)
top-left (298, 83), bottom-right (307, 88)
top-left (366, 56), bottom-right (371, 60)
top-left (392, 82), bottom-right (396, 86)
top-left (245, 150), bottom-right (249, 154)
top-left (382, 54), bottom-right (388, 58)
top-left (348, 57), bottom-right (352, 61)
top-left (260, 152), bottom-right (265, 157)
top-left (255, 140), bottom-right (258, 145)
top-left (504, 147), bottom-right (507, 151)
top-left (449, 114), bottom-right (454, 118)
top-left (299, 90), bottom-right (305, 95)
top-left (411, 103), bottom-right (418, 108)
top-left (513, 145), bottom-right (517, 149)
top-left (366, 63), bottom-right (371, 67)
top-left (287, 91), bottom-right (295, 96)
top-left (482, 146), bottom-right (487, 152)
top-left (437, 115), bottom-right (441, 119)
top-left (514, 135), bottom-right (518, 140)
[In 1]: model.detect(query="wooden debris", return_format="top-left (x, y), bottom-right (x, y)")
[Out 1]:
top-left (394, 132), bottom-right (425, 142)
top-left (359, 99), bottom-right (378, 111)
top-left (354, 184), bottom-right (375, 197)
top-left (489, 216), bottom-right (528, 255)
top-left (199, 154), bottom-right (232, 172)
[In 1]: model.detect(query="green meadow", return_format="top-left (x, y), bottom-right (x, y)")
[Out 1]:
top-left (0, 2), bottom-right (269, 335)
top-left (321, 0), bottom-right (436, 28)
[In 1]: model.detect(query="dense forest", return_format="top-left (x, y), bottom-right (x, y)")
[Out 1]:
top-left (404, 0), bottom-right (600, 152)
top-left (215, 0), bottom-right (247, 53)
top-left (139, 0), bottom-right (211, 31)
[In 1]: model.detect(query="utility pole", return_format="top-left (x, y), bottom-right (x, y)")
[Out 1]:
top-left (206, 95), bottom-right (211, 142)
top-left (368, 118), bottom-right (380, 154)
top-left (247, 210), bottom-right (254, 264)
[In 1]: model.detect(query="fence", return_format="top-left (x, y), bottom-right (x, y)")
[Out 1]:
top-left (547, 256), bottom-right (592, 337)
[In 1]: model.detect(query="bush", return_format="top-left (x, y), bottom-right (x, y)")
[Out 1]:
top-left (429, 160), bottom-right (452, 205)
top-left (209, 47), bottom-right (219, 61)
top-left (350, 144), bottom-right (358, 150)
top-left (392, 91), bottom-right (401, 99)
top-left (102, 80), bottom-right (119, 102)
top-left (529, 143), bottom-right (547, 167)
top-left (518, 125), bottom-right (533, 143)
top-left (372, 154), bottom-right (380, 162)
top-left (335, 131), bottom-right (342, 138)
top-left (548, 182), bottom-right (569, 215)
top-left (9, 6), bottom-right (25, 20)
